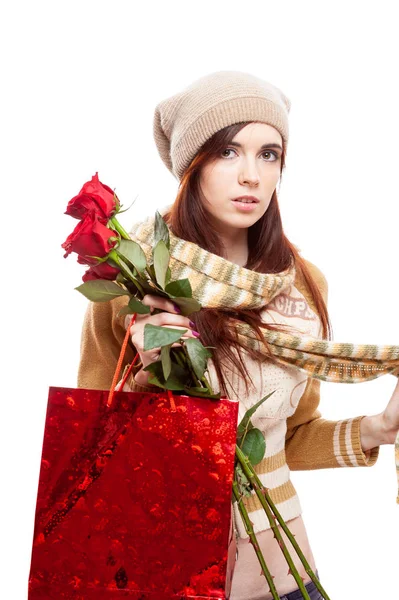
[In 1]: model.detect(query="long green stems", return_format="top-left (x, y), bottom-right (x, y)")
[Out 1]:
top-left (235, 446), bottom-right (312, 599)
top-left (235, 446), bottom-right (330, 600)
top-left (240, 454), bottom-right (330, 600)
top-left (232, 481), bottom-right (280, 599)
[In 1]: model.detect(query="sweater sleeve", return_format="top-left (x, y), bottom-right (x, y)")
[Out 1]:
top-left (284, 259), bottom-right (380, 470)
top-left (76, 296), bottom-right (157, 394)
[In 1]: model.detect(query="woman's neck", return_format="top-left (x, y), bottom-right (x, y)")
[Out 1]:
top-left (219, 229), bottom-right (249, 267)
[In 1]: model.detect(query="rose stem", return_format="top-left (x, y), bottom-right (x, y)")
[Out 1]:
top-left (238, 451), bottom-right (330, 599)
top-left (235, 445), bottom-right (312, 600)
top-left (108, 250), bottom-right (146, 297)
top-left (110, 216), bottom-right (131, 240)
top-left (232, 480), bottom-right (280, 599)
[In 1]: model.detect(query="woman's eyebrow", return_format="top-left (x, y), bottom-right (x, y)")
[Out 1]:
top-left (229, 141), bottom-right (283, 151)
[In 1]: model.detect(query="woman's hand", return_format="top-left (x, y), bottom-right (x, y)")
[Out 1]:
top-left (129, 294), bottom-right (200, 386)
top-left (360, 375), bottom-right (399, 450)
top-left (380, 375), bottom-right (399, 443)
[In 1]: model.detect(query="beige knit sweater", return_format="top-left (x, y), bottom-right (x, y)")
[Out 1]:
top-left (77, 258), bottom-right (379, 539)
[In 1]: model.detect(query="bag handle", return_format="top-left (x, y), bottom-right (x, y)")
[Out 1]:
top-left (106, 312), bottom-right (176, 412)
top-left (107, 313), bottom-right (139, 408)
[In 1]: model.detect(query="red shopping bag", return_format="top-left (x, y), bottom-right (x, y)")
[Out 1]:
top-left (28, 318), bottom-right (238, 599)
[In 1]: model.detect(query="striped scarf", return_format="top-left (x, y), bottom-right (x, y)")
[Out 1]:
top-left (129, 212), bottom-right (399, 498)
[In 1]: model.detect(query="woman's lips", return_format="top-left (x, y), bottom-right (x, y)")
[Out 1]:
top-left (231, 199), bottom-right (258, 211)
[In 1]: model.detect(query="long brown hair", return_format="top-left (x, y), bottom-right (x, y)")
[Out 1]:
top-left (163, 122), bottom-right (332, 398)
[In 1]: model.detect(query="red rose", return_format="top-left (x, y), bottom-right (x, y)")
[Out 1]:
top-left (81, 261), bottom-right (120, 282)
top-left (65, 172), bottom-right (120, 221)
top-left (62, 213), bottom-right (118, 259)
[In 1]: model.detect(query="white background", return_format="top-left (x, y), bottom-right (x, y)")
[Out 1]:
top-left (1, 1), bottom-right (398, 598)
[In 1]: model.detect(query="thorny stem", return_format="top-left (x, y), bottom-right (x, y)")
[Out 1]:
top-left (241, 454), bottom-right (330, 600)
top-left (232, 481), bottom-right (280, 599)
top-left (235, 445), bottom-right (312, 600)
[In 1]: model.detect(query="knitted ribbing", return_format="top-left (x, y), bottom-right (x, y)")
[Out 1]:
top-left (130, 212), bottom-right (296, 309)
top-left (153, 70), bottom-right (291, 181)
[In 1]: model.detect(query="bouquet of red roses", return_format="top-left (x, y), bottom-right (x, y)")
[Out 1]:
top-left (62, 173), bottom-right (221, 399)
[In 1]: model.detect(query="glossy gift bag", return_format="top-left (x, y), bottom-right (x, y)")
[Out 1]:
top-left (28, 384), bottom-right (238, 599)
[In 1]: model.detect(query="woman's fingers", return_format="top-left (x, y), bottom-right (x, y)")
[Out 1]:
top-left (115, 380), bottom-right (133, 392)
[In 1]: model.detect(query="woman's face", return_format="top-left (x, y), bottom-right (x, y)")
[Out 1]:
top-left (198, 122), bottom-right (283, 237)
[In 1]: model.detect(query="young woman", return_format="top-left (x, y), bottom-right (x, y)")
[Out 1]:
top-left (78, 70), bottom-right (399, 600)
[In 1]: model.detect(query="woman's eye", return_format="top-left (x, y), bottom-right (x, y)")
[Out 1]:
top-left (221, 148), bottom-right (236, 158)
top-left (261, 151), bottom-right (278, 161)
top-left (221, 148), bottom-right (278, 161)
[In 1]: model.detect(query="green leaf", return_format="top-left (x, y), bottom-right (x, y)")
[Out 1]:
top-left (237, 390), bottom-right (276, 441)
top-left (75, 280), bottom-right (130, 302)
top-left (117, 239), bottom-right (147, 273)
top-left (165, 278), bottom-right (193, 298)
top-left (234, 463), bottom-right (252, 497)
top-left (153, 240), bottom-right (170, 290)
top-left (147, 374), bottom-right (165, 388)
top-left (184, 338), bottom-right (212, 380)
top-left (128, 297), bottom-right (151, 314)
top-left (143, 360), bottom-right (189, 390)
top-left (154, 210), bottom-right (170, 250)
top-left (241, 428), bottom-right (266, 465)
top-left (118, 305), bottom-right (134, 317)
top-left (165, 266), bottom-right (172, 288)
top-left (160, 344), bottom-right (172, 380)
top-left (118, 297), bottom-right (150, 317)
top-left (171, 297), bottom-right (202, 316)
top-left (143, 324), bottom-right (187, 351)
top-left (182, 386), bottom-right (221, 399)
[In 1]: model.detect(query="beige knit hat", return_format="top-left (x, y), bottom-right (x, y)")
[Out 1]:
top-left (153, 70), bottom-right (291, 181)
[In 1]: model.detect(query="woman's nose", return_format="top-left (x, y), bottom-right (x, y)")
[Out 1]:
top-left (238, 159), bottom-right (260, 186)
top-left (239, 171), bottom-right (260, 186)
